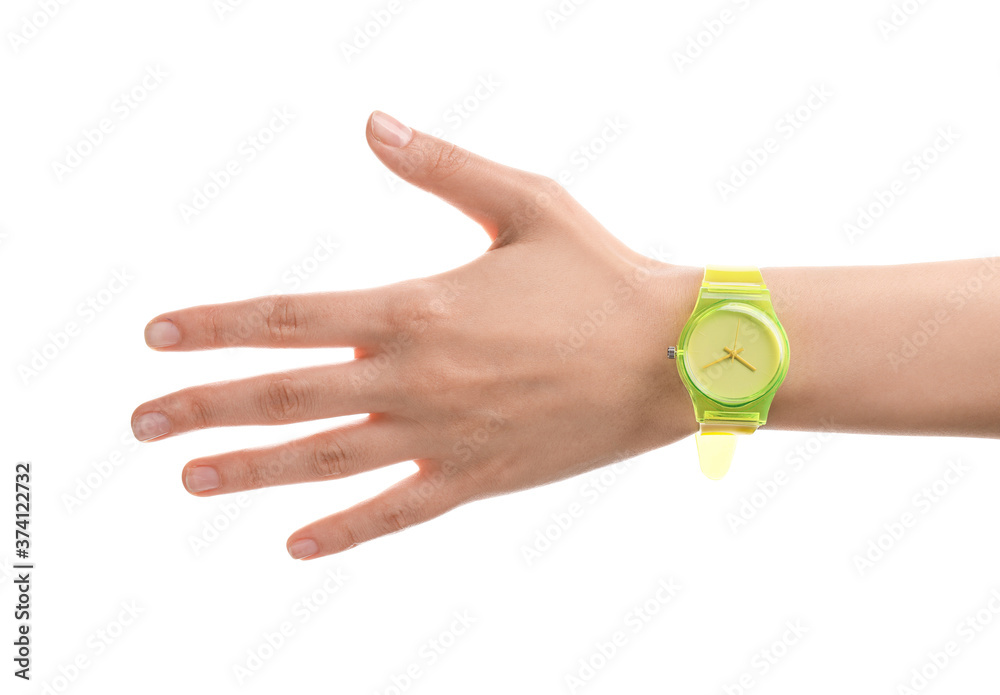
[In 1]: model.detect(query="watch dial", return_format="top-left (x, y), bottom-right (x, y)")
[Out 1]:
top-left (682, 304), bottom-right (782, 402)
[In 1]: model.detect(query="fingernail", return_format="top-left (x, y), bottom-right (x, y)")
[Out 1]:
top-left (185, 466), bottom-right (220, 493)
top-left (133, 412), bottom-right (170, 441)
top-left (288, 539), bottom-right (319, 560)
top-left (370, 111), bottom-right (412, 148)
top-left (145, 320), bottom-right (180, 347)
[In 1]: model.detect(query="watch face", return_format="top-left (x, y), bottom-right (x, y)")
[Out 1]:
top-left (680, 302), bottom-right (786, 404)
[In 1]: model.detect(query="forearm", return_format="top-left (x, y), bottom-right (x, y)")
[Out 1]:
top-left (664, 258), bottom-right (1000, 439)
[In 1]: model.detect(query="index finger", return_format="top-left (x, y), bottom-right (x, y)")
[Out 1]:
top-left (143, 288), bottom-right (397, 350)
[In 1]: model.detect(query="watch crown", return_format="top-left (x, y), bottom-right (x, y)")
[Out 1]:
top-left (667, 346), bottom-right (676, 359)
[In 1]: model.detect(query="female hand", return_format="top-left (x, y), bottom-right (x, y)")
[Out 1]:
top-left (132, 111), bottom-right (698, 559)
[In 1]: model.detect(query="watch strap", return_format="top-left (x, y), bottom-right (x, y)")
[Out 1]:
top-left (695, 431), bottom-right (738, 480)
top-left (692, 265), bottom-right (769, 480)
top-left (695, 422), bottom-right (759, 480)
top-left (702, 265), bottom-right (768, 295)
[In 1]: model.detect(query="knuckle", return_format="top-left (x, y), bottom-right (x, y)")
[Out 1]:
top-left (386, 280), bottom-right (438, 337)
top-left (374, 504), bottom-right (415, 535)
top-left (340, 522), bottom-right (363, 551)
top-left (310, 437), bottom-right (350, 478)
top-left (203, 307), bottom-right (228, 347)
top-left (261, 375), bottom-right (303, 422)
top-left (264, 295), bottom-right (302, 343)
top-left (428, 142), bottom-right (470, 181)
top-left (182, 392), bottom-right (214, 431)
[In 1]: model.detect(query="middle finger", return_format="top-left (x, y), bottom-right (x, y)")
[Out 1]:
top-left (131, 360), bottom-right (389, 441)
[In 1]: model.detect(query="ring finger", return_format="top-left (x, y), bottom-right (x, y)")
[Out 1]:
top-left (180, 415), bottom-right (422, 495)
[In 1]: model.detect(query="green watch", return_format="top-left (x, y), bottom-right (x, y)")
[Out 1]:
top-left (668, 266), bottom-right (790, 480)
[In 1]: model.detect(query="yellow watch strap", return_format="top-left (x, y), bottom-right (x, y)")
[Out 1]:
top-left (703, 265), bottom-right (766, 289)
top-left (695, 431), bottom-right (738, 480)
top-left (693, 266), bottom-right (768, 480)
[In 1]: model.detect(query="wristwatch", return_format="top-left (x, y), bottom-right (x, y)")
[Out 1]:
top-left (668, 266), bottom-right (790, 480)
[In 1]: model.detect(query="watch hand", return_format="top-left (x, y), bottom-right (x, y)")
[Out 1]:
top-left (730, 317), bottom-right (741, 360)
top-left (725, 346), bottom-right (756, 372)
top-left (702, 348), bottom-right (743, 369)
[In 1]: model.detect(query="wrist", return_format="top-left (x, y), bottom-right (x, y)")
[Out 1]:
top-left (631, 260), bottom-right (702, 451)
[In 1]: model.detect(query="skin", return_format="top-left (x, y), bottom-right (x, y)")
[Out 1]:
top-left (131, 111), bottom-right (1000, 560)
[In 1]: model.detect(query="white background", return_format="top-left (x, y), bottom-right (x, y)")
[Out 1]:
top-left (2, 0), bottom-right (1000, 693)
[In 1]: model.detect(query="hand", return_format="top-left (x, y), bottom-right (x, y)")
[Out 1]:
top-left (132, 111), bottom-right (699, 559)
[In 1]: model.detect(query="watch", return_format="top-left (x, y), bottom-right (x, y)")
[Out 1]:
top-left (668, 266), bottom-right (790, 480)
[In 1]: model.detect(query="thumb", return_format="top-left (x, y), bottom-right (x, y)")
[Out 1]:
top-left (367, 110), bottom-right (557, 242)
